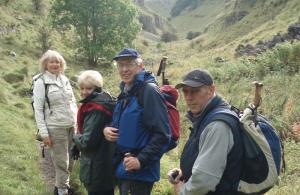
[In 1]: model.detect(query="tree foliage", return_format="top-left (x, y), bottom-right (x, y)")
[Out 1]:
top-left (51, 0), bottom-right (141, 66)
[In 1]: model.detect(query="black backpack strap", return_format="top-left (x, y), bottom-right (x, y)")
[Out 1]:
top-left (134, 80), bottom-right (156, 107)
top-left (44, 83), bottom-right (50, 110)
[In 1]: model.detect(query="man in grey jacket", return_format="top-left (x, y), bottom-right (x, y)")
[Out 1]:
top-left (168, 69), bottom-right (243, 195)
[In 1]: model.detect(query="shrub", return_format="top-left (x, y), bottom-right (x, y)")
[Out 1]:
top-left (14, 87), bottom-right (30, 97)
top-left (37, 25), bottom-right (52, 53)
top-left (32, 0), bottom-right (45, 14)
top-left (253, 42), bottom-right (300, 78)
top-left (2, 73), bottom-right (24, 83)
top-left (142, 40), bottom-right (149, 47)
top-left (161, 32), bottom-right (178, 42)
top-left (186, 31), bottom-right (201, 40)
top-left (156, 43), bottom-right (162, 49)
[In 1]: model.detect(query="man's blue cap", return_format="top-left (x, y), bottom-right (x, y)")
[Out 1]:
top-left (113, 48), bottom-right (140, 60)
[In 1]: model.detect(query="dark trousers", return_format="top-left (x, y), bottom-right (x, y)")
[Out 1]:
top-left (88, 189), bottom-right (114, 195)
top-left (118, 180), bottom-right (154, 195)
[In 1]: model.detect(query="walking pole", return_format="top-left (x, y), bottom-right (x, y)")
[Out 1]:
top-left (157, 56), bottom-right (169, 85)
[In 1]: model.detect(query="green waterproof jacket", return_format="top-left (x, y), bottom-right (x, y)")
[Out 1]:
top-left (73, 89), bottom-right (116, 192)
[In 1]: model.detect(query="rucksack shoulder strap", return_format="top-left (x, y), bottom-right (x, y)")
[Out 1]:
top-left (195, 107), bottom-right (240, 138)
top-left (135, 80), bottom-right (157, 106)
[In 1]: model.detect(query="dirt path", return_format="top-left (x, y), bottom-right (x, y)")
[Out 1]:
top-left (37, 142), bottom-right (56, 193)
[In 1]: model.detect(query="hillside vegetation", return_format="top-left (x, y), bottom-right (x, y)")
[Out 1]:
top-left (147, 0), bottom-right (300, 46)
top-left (0, 0), bottom-right (299, 194)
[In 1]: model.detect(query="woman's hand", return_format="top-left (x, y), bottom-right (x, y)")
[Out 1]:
top-left (43, 136), bottom-right (53, 147)
top-left (103, 127), bottom-right (119, 142)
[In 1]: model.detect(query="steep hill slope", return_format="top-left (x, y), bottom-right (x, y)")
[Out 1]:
top-left (151, 0), bottom-right (300, 52)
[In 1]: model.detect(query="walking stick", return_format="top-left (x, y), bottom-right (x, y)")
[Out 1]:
top-left (252, 81), bottom-right (263, 109)
top-left (157, 56), bottom-right (169, 85)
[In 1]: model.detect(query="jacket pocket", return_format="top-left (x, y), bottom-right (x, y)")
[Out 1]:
top-left (47, 85), bottom-right (62, 103)
top-left (45, 109), bottom-right (57, 124)
top-left (80, 157), bottom-right (92, 184)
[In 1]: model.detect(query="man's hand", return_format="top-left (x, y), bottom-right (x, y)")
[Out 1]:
top-left (167, 168), bottom-right (182, 184)
top-left (174, 181), bottom-right (184, 195)
top-left (103, 127), bottom-right (119, 142)
top-left (123, 153), bottom-right (141, 171)
top-left (167, 168), bottom-right (183, 195)
top-left (43, 136), bottom-right (53, 147)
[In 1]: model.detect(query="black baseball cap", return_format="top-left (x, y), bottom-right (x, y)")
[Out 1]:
top-left (113, 48), bottom-right (141, 60)
top-left (175, 69), bottom-right (214, 89)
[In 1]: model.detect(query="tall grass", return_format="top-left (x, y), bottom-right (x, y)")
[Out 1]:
top-left (0, 104), bottom-right (47, 194)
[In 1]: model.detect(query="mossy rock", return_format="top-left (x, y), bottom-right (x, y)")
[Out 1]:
top-left (2, 72), bottom-right (25, 83)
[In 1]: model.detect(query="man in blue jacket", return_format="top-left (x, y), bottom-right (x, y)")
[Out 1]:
top-left (104, 48), bottom-right (170, 195)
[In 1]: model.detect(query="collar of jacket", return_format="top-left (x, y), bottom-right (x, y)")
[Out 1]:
top-left (42, 71), bottom-right (66, 87)
top-left (186, 95), bottom-right (227, 131)
top-left (80, 88), bottom-right (102, 104)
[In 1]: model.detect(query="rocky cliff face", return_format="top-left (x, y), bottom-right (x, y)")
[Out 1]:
top-left (135, 0), bottom-right (169, 34)
top-left (138, 13), bottom-right (165, 34)
top-left (235, 23), bottom-right (300, 57)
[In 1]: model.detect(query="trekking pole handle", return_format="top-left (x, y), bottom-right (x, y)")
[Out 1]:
top-left (252, 81), bottom-right (263, 109)
top-left (161, 56), bottom-right (168, 84)
top-left (157, 56), bottom-right (168, 85)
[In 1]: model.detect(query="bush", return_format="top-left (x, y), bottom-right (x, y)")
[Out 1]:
top-left (32, 0), bottom-right (45, 14)
top-left (2, 73), bottom-right (24, 83)
top-left (14, 87), bottom-right (30, 97)
top-left (186, 31), bottom-right (201, 40)
top-left (142, 40), bottom-right (149, 47)
top-left (161, 32), bottom-right (178, 42)
top-left (254, 42), bottom-right (300, 78)
top-left (37, 25), bottom-right (52, 53)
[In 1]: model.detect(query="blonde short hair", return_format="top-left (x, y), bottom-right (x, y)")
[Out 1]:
top-left (39, 50), bottom-right (67, 73)
top-left (77, 70), bottom-right (103, 88)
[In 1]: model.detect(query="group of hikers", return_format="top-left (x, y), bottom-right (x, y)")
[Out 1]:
top-left (32, 48), bottom-right (262, 195)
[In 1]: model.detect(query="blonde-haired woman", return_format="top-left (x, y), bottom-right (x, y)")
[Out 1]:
top-left (33, 50), bottom-right (77, 195)
top-left (73, 70), bottom-right (116, 195)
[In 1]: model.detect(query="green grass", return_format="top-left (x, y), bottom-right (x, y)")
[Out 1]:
top-left (0, 104), bottom-right (47, 194)
top-left (266, 141), bottom-right (300, 195)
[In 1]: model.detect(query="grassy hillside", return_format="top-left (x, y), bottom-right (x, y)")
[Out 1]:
top-left (0, 0), bottom-right (300, 194)
top-left (167, 0), bottom-right (300, 50)
top-left (170, 0), bottom-right (227, 37)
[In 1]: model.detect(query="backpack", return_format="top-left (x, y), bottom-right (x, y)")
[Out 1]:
top-left (137, 82), bottom-right (181, 151)
top-left (30, 73), bottom-right (50, 142)
top-left (208, 105), bottom-right (284, 194)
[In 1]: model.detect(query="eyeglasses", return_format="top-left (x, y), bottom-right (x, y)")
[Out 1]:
top-left (117, 63), bottom-right (137, 69)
